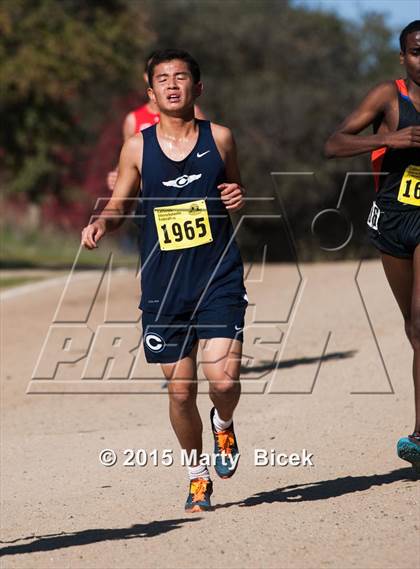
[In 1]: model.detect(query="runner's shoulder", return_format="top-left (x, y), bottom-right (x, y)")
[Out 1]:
top-left (125, 110), bottom-right (136, 122)
top-left (209, 122), bottom-right (235, 150)
top-left (124, 111), bottom-right (136, 126)
top-left (363, 80), bottom-right (398, 109)
top-left (372, 79), bottom-right (398, 95)
top-left (121, 132), bottom-right (144, 161)
top-left (123, 111), bottom-right (137, 139)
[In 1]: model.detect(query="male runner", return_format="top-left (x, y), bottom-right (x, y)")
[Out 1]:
top-left (107, 52), bottom-right (204, 191)
top-left (82, 49), bottom-right (248, 510)
top-left (325, 20), bottom-right (420, 471)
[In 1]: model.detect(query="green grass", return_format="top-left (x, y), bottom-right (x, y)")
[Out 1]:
top-left (0, 225), bottom-right (139, 270)
top-left (0, 275), bottom-right (50, 290)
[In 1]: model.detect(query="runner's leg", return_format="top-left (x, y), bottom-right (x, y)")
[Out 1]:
top-left (162, 344), bottom-right (214, 511)
top-left (411, 245), bottom-right (420, 432)
top-left (381, 252), bottom-right (418, 430)
top-left (201, 338), bottom-right (242, 419)
top-left (200, 337), bottom-right (243, 478)
top-left (162, 343), bottom-right (203, 458)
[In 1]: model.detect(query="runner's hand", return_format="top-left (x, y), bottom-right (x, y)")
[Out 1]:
top-left (218, 183), bottom-right (245, 211)
top-left (107, 169), bottom-right (118, 191)
top-left (384, 126), bottom-right (420, 149)
top-left (81, 219), bottom-right (106, 250)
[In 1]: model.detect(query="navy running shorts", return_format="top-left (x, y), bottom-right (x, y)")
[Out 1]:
top-left (142, 301), bottom-right (247, 364)
top-left (367, 201), bottom-right (420, 259)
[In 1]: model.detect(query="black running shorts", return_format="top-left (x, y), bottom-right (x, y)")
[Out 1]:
top-left (367, 201), bottom-right (420, 259)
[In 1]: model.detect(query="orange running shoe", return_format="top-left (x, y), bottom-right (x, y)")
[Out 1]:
top-left (184, 478), bottom-right (213, 513)
top-left (210, 407), bottom-right (240, 479)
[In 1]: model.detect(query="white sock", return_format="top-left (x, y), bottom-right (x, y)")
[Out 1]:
top-left (187, 463), bottom-right (210, 481)
top-left (213, 408), bottom-right (233, 432)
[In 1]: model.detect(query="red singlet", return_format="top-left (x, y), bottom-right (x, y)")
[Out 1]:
top-left (132, 104), bottom-right (160, 133)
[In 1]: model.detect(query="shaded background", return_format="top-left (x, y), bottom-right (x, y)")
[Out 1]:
top-left (1, 0), bottom-right (419, 273)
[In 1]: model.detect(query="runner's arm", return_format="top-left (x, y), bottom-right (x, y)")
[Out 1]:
top-left (324, 82), bottom-right (393, 158)
top-left (106, 112), bottom-right (137, 191)
top-left (212, 125), bottom-right (245, 211)
top-left (82, 136), bottom-right (142, 249)
top-left (123, 112), bottom-right (136, 141)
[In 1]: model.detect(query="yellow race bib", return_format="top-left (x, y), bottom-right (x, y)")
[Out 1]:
top-left (397, 165), bottom-right (420, 206)
top-left (154, 199), bottom-right (213, 251)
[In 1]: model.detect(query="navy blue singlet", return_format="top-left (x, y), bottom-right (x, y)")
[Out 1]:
top-left (138, 119), bottom-right (246, 315)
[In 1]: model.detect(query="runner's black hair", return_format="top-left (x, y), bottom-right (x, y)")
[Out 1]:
top-left (400, 20), bottom-right (420, 53)
top-left (147, 49), bottom-right (201, 85)
top-left (144, 51), bottom-right (159, 72)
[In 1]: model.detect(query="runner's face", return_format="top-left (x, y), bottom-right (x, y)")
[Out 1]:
top-left (401, 31), bottom-right (420, 85)
top-left (148, 59), bottom-right (201, 113)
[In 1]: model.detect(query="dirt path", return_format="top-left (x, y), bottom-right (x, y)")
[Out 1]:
top-left (1, 262), bottom-right (418, 569)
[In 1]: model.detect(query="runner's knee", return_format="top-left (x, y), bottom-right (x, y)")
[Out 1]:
top-left (210, 377), bottom-right (238, 398)
top-left (169, 383), bottom-right (197, 408)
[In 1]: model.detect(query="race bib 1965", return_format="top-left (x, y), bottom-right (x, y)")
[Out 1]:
top-left (154, 199), bottom-right (213, 251)
top-left (398, 165), bottom-right (420, 206)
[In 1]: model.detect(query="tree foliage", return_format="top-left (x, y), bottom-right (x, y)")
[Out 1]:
top-left (0, 0), bottom-right (151, 202)
top-left (1, 0), bottom-right (403, 259)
